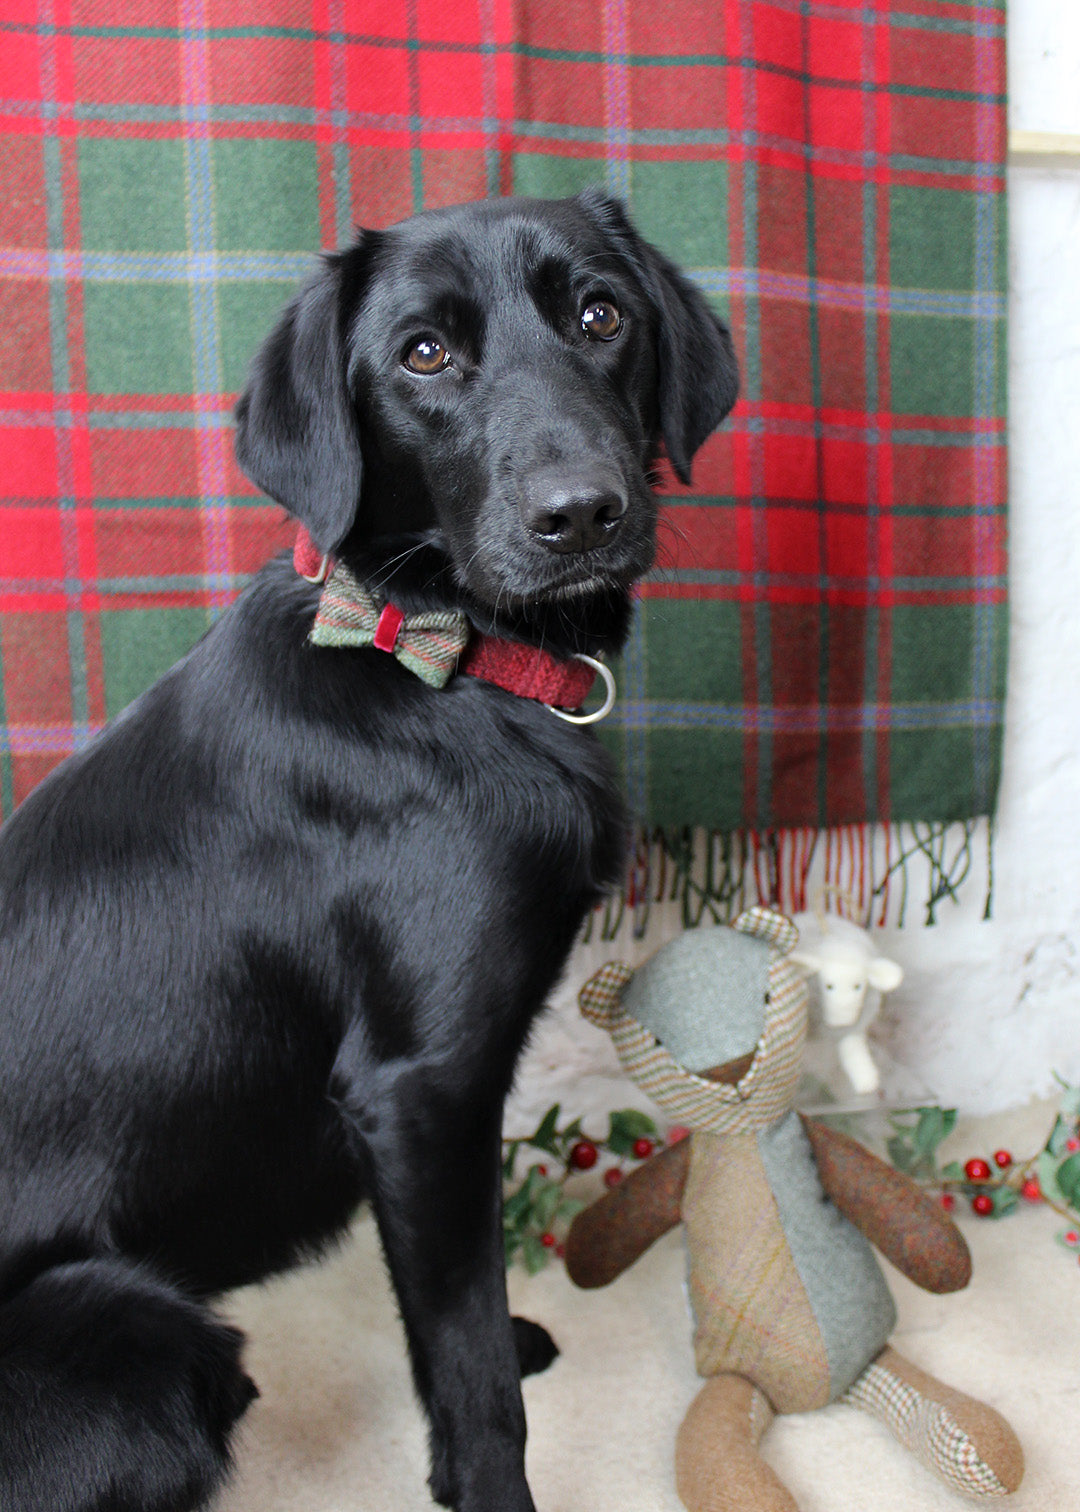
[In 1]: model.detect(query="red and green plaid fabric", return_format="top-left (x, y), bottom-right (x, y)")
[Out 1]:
top-left (0, 1), bottom-right (1007, 835)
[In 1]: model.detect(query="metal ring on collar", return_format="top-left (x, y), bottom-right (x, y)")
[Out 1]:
top-left (546, 655), bottom-right (617, 725)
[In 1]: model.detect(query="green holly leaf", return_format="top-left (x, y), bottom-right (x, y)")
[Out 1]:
top-left (607, 1109), bottom-right (658, 1157)
top-left (1059, 1085), bottom-right (1080, 1119)
top-left (887, 1136), bottom-right (915, 1173)
top-left (532, 1182), bottom-right (563, 1231)
top-left (991, 1187), bottom-right (1019, 1217)
top-left (914, 1107), bottom-right (956, 1156)
top-left (503, 1166), bottom-right (543, 1225)
top-left (557, 1195), bottom-right (586, 1223)
top-left (521, 1234), bottom-right (549, 1275)
top-left (1046, 1116), bottom-right (1072, 1159)
top-left (940, 1161), bottom-right (966, 1183)
top-left (502, 1140), bottom-right (520, 1180)
top-left (1038, 1149), bottom-right (1066, 1205)
top-left (1055, 1152), bottom-right (1080, 1208)
top-left (529, 1105), bottom-right (562, 1157)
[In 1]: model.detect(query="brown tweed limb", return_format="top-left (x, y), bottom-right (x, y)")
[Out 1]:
top-left (675, 1375), bottom-right (796, 1512)
top-left (564, 1139), bottom-right (691, 1290)
top-left (801, 1117), bottom-right (971, 1294)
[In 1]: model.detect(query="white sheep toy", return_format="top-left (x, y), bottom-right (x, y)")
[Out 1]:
top-left (791, 911), bottom-right (904, 1096)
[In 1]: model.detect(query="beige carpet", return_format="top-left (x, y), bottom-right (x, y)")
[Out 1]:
top-left (216, 1103), bottom-right (1077, 1512)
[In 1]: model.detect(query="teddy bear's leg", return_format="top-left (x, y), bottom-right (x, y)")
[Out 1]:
top-left (841, 1345), bottom-right (1023, 1497)
top-left (674, 1372), bottom-right (799, 1512)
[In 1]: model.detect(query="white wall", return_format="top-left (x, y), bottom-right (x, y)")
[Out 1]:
top-left (508, 3), bottom-right (1080, 1129)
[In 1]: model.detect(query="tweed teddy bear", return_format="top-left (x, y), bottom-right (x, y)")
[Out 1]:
top-left (565, 906), bottom-right (1023, 1512)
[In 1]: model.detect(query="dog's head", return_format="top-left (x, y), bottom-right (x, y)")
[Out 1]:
top-left (235, 191), bottom-right (738, 630)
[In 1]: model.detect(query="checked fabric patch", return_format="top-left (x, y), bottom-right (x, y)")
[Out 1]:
top-left (0, 2), bottom-right (1007, 919)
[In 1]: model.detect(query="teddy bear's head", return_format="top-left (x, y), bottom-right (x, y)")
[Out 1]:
top-left (580, 908), bottom-right (809, 1136)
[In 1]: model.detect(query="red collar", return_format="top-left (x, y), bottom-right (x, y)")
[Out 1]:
top-left (293, 528), bottom-right (612, 720)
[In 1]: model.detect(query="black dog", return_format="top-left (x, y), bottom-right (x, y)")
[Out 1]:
top-left (0, 190), bottom-right (737, 1512)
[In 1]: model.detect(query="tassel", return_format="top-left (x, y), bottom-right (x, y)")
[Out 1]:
top-left (586, 820), bottom-right (996, 940)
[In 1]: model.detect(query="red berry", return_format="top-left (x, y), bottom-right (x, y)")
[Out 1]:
top-left (632, 1138), bottom-right (654, 1159)
top-left (940, 1192), bottom-right (956, 1212)
top-left (964, 1158), bottom-right (992, 1182)
top-left (555, 1243), bottom-right (566, 1259)
top-left (992, 1149), bottom-right (1012, 1169)
top-left (667, 1125), bottom-right (690, 1145)
top-left (603, 1168), bottom-right (623, 1189)
top-left (569, 1140), bottom-right (598, 1170)
top-left (971, 1193), bottom-right (994, 1217)
top-left (536, 1165), bottom-right (548, 1177)
top-left (1068, 1137), bottom-right (1080, 1153)
top-left (1021, 1177), bottom-right (1042, 1202)
top-left (540, 1232), bottom-right (555, 1248)
top-left (1067, 1231), bottom-right (1079, 1247)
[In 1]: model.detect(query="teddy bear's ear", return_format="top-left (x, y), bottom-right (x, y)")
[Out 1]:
top-left (579, 962), bottom-right (635, 1028)
top-left (733, 905), bottom-right (799, 956)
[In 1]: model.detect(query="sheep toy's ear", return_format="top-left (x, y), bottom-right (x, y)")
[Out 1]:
top-left (868, 957), bottom-right (904, 993)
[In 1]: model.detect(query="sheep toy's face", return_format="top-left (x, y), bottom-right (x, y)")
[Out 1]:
top-left (815, 944), bottom-right (873, 1027)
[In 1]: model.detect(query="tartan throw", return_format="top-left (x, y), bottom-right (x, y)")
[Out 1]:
top-left (0, 2), bottom-right (1007, 905)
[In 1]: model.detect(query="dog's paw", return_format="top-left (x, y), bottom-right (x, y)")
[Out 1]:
top-left (511, 1316), bottom-right (559, 1378)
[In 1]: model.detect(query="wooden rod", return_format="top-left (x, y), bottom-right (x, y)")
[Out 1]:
top-left (1009, 129), bottom-right (1080, 162)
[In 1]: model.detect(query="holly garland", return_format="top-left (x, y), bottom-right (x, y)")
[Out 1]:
top-left (503, 1084), bottom-right (1080, 1274)
top-left (502, 1105), bottom-right (681, 1273)
top-left (885, 1081), bottom-right (1080, 1262)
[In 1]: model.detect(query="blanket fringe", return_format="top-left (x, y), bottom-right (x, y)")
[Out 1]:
top-left (585, 820), bottom-right (994, 941)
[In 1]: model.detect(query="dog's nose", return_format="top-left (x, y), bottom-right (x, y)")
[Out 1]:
top-left (519, 469), bottom-right (628, 554)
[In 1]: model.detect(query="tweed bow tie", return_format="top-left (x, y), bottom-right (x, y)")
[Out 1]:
top-left (308, 563), bottom-right (471, 689)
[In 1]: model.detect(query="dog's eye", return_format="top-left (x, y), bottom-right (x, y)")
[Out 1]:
top-left (403, 337), bottom-right (451, 375)
top-left (581, 300), bottom-right (622, 341)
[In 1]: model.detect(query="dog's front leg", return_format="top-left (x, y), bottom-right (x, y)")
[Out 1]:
top-left (344, 1055), bottom-right (537, 1512)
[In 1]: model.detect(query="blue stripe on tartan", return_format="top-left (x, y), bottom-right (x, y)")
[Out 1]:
top-left (1, 724), bottom-right (101, 753)
top-left (738, 0), bottom-right (771, 825)
top-left (38, 1), bottom-right (94, 750)
top-left (859, 8), bottom-right (882, 821)
top-left (0, 576), bottom-right (253, 594)
top-left (477, 0), bottom-right (500, 196)
top-left (0, 412), bottom-right (1005, 451)
top-left (0, 249), bottom-right (1006, 324)
top-left (0, 570), bottom-right (1006, 598)
top-left (180, 0), bottom-right (233, 616)
top-left (0, 114), bottom-right (1010, 191)
top-left (645, 571), bottom-right (1007, 594)
top-left (609, 701), bottom-right (1003, 733)
top-left (601, 0), bottom-right (632, 202)
top-left (1, 699), bottom-right (1004, 755)
top-left (0, 251), bottom-right (310, 279)
top-left (326, 1), bottom-right (354, 244)
top-left (971, 17), bottom-right (1003, 814)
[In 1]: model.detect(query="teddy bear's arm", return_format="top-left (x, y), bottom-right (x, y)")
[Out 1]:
top-left (800, 1116), bottom-right (971, 1294)
top-left (564, 1137), bottom-right (692, 1289)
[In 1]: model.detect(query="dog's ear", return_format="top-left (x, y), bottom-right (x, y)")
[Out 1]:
top-left (578, 190), bottom-right (739, 485)
top-left (234, 248), bottom-right (365, 554)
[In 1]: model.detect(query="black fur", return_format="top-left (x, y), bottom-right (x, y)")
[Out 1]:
top-left (0, 192), bottom-right (737, 1512)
